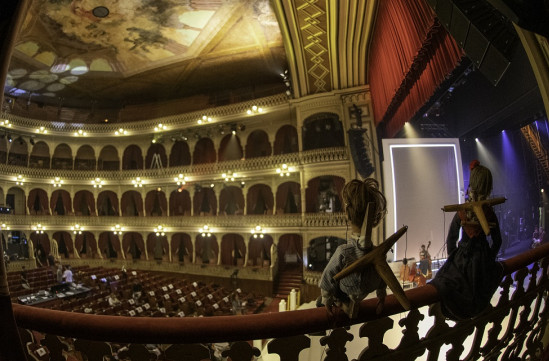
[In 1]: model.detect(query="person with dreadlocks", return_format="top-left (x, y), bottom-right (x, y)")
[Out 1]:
top-left (318, 178), bottom-right (388, 316)
top-left (430, 160), bottom-right (504, 320)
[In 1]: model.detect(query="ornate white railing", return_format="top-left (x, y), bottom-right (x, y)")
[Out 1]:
top-left (0, 213), bottom-right (345, 231)
top-left (0, 147), bottom-right (347, 182)
top-left (1, 93), bottom-right (290, 135)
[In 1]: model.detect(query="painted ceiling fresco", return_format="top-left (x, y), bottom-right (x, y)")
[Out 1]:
top-left (5, 0), bottom-right (287, 109)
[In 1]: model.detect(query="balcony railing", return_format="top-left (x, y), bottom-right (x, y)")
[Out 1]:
top-left (0, 212), bottom-right (348, 231)
top-left (0, 147), bottom-right (348, 182)
top-left (7, 243), bottom-right (549, 360)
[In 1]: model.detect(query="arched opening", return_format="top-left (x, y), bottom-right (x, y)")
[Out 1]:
top-left (245, 130), bottom-right (271, 158)
top-left (27, 188), bottom-right (49, 215)
top-left (52, 231), bottom-right (73, 259)
top-left (97, 191), bottom-right (119, 216)
top-left (195, 235), bottom-right (218, 264)
top-left (122, 144), bottom-right (143, 170)
top-left (246, 184), bottom-right (274, 215)
top-left (170, 233), bottom-right (192, 263)
top-left (31, 232), bottom-right (50, 266)
top-left (278, 234), bottom-right (303, 270)
top-left (50, 189), bottom-right (72, 215)
top-left (8, 137), bottom-right (28, 166)
top-left (169, 189), bottom-right (191, 216)
top-left (306, 236), bottom-right (346, 271)
top-left (0, 137), bottom-right (7, 163)
top-left (248, 235), bottom-right (273, 267)
top-left (121, 191), bottom-right (143, 217)
top-left (145, 190), bottom-right (167, 216)
top-left (98, 232), bottom-right (122, 260)
top-left (192, 138), bottom-right (216, 165)
top-left (75, 232), bottom-right (98, 259)
top-left (145, 143), bottom-right (167, 169)
top-left (305, 176), bottom-right (345, 213)
top-left (122, 233), bottom-right (145, 260)
top-left (219, 186), bottom-right (244, 215)
top-left (6, 187), bottom-right (25, 215)
top-left (169, 140), bottom-right (191, 167)
top-left (29, 141), bottom-right (50, 168)
top-left (51, 143), bottom-right (73, 169)
top-left (146, 233), bottom-right (169, 261)
top-left (220, 234), bottom-right (245, 266)
top-left (218, 134), bottom-right (243, 161)
top-left (276, 181), bottom-right (301, 214)
top-left (74, 144), bottom-right (96, 170)
top-left (98, 145), bottom-right (119, 170)
top-left (274, 125), bottom-right (298, 154)
top-left (193, 186), bottom-right (217, 216)
top-left (302, 113), bottom-right (344, 151)
top-left (73, 190), bottom-right (96, 216)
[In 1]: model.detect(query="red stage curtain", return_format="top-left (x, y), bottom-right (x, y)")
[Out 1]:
top-left (248, 235), bottom-right (273, 266)
top-left (193, 138), bottom-right (216, 165)
top-left (193, 188), bottom-right (217, 216)
top-left (122, 145), bottom-right (143, 169)
top-left (368, 0), bottom-right (463, 137)
top-left (145, 190), bottom-right (167, 216)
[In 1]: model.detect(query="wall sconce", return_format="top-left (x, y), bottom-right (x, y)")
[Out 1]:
top-left (32, 224), bottom-right (45, 234)
top-left (132, 177), bottom-right (144, 187)
top-left (111, 224), bottom-right (125, 235)
top-left (197, 115), bottom-right (212, 124)
top-left (154, 225), bottom-right (166, 236)
top-left (36, 126), bottom-right (47, 134)
top-left (174, 174), bottom-right (188, 185)
top-left (92, 177), bottom-right (104, 188)
top-left (199, 225), bottom-right (211, 237)
top-left (222, 172), bottom-right (238, 182)
top-left (71, 224), bottom-right (83, 235)
top-left (276, 164), bottom-right (295, 177)
top-left (0, 119), bottom-right (11, 127)
top-left (154, 123), bottom-right (167, 131)
top-left (14, 175), bottom-right (25, 185)
top-left (73, 129), bottom-right (87, 136)
top-left (246, 105), bottom-right (263, 115)
top-left (251, 226), bottom-right (265, 238)
top-left (1, 224), bottom-right (10, 230)
top-left (115, 128), bottom-right (128, 136)
top-left (51, 177), bottom-right (63, 187)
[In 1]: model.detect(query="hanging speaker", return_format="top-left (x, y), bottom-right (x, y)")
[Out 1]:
top-left (347, 128), bottom-right (374, 178)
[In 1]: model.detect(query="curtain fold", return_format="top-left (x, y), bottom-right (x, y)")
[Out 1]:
top-left (273, 125), bottom-right (298, 155)
top-left (368, 0), bottom-right (464, 137)
top-left (169, 141), bottom-right (191, 167)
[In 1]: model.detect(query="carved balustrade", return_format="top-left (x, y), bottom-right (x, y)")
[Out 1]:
top-left (10, 243), bottom-right (549, 361)
top-left (0, 213), bottom-right (343, 231)
top-left (0, 147), bottom-right (346, 182)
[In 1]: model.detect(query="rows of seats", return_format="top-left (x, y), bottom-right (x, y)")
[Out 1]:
top-left (10, 265), bottom-right (266, 318)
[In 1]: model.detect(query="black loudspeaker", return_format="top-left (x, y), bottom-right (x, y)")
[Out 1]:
top-left (347, 128), bottom-right (374, 178)
top-left (428, 0), bottom-right (517, 85)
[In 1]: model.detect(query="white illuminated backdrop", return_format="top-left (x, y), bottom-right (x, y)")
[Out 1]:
top-left (382, 139), bottom-right (464, 262)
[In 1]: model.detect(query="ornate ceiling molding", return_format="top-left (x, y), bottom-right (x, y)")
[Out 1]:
top-left (274, 0), bottom-right (377, 98)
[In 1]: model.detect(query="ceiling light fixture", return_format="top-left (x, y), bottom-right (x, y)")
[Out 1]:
top-left (36, 126), bottom-right (47, 134)
top-left (115, 128), bottom-right (127, 136)
top-left (246, 105), bottom-right (263, 115)
top-left (74, 129), bottom-right (87, 136)
top-left (14, 175), bottom-right (25, 185)
top-left (154, 123), bottom-right (167, 132)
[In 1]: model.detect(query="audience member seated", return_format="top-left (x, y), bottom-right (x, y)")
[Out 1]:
top-left (108, 292), bottom-right (121, 307)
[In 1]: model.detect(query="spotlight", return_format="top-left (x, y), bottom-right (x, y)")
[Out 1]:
top-left (30, 137), bottom-right (35, 145)
top-left (18, 137), bottom-right (24, 145)
top-left (230, 124), bottom-right (237, 135)
top-left (7, 134), bottom-right (12, 143)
